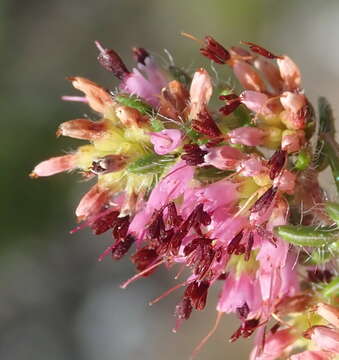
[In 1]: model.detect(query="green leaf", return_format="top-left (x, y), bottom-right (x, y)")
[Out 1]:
top-left (150, 118), bottom-right (165, 132)
top-left (274, 225), bottom-right (339, 247)
top-left (325, 202), bottom-right (339, 227)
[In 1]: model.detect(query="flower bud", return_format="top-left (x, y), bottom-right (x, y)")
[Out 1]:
top-left (277, 55), bottom-right (301, 90)
top-left (69, 77), bottom-right (114, 114)
top-left (57, 119), bottom-right (107, 140)
top-left (280, 91), bottom-right (306, 113)
top-left (30, 154), bottom-right (76, 178)
top-left (233, 60), bottom-right (266, 92)
top-left (189, 68), bottom-right (213, 119)
top-left (281, 129), bottom-right (305, 153)
top-left (75, 184), bottom-right (109, 221)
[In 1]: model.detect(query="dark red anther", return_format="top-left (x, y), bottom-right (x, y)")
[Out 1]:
top-left (250, 186), bottom-right (277, 214)
top-left (175, 297), bottom-right (193, 320)
top-left (241, 41), bottom-right (282, 60)
top-left (112, 234), bottom-right (135, 260)
top-left (307, 269), bottom-right (333, 284)
top-left (95, 41), bottom-right (130, 80)
top-left (147, 209), bottom-right (165, 240)
top-left (270, 323), bottom-right (281, 334)
top-left (112, 215), bottom-right (130, 240)
top-left (166, 202), bottom-right (182, 227)
top-left (91, 210), bottom-right (119, 235)
top-left (244, 232), bottom-right (254, 261)
top-left (227, 230), bottom-right (244, 255)
top-left (219, 94), bottom-right (241, 116)
top-left (236, 302), bottom-right (250, 320)
top-left (230, 318), bottom-right (260, 342)
top-left (192, 108), bottom-right (222, 138)
top-left (131, 247), bottom-right (158, 273)
top-left (181, 144), bottom-right (207, 166)
top-left (234, 244), bottom-right (246, 255)
top-left (184, 280), bottom-right (210, 310)
top-left (268, 149), bottom-right (287, 180)
top-left (200, 36), bottom-right (231, 64)
top-left (183, 238), bottom-right (201, 256)
top-left (132, 47), bottom-right (150, 65)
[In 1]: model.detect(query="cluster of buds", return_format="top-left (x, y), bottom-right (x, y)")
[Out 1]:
top-left (31, 36), bottom-right (338, 359)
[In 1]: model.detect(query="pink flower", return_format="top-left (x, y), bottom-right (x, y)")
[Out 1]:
top-left (204, 145), bottom-right (245, 170)
top-left (75, 184), bottom-right (109, 221)
top-left (121, 56), bottom-right (167, 107)
top-left (250, 328), bottom-right (296, 360)
top-left (238, 155), bottom-right (265, 176)
top-left (310, 326), bottom-right (339, 354)
top-left (240, 90), bottom-right (271, 115)
top-left (217, 273), bottom-right (262, 315)
top-left (189, 68), bottom-right (213, 119)
top-left (273, 169), bottom-right (296, 194)
top-left (277, 56), bottom-right (301, 91)
top-left (280, 91), bottom-right (306, 113)
top-left (149, 129), bottom-right (183, 155)
top-left (290, 351), bottom-right (333, 360)
top-left (228, 127), bottom-right (265, 146)
top-left (233, 60), bottom-right (266, 92)
top-left (30, 154), bottom-right (76, 178)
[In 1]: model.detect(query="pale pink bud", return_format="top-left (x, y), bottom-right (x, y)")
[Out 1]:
top-left (290, 350), bottom-right (333, 360)
top-left (277, 56), bottom-right (301, 90)
top-left (69, 77), bottom-right (114, 113)
top-left (233, 60), bottom-right (266, 92)
top-left (189, 68), bottom-right (213, 119)
top-left (238, 155), bottom-right (264, 176)
top-left (253, 57), bottom-right (283, 93)
top-left (149, 129), bottom-right (183, 155)
top-left (273, 169), bottom-right (296, 194)
top-left (281, 130), bottom-right (305, 153)
top-left (57, 119), bottom-right (107, 140)
top-left (280, 91), bottom-right (306, 113)
top-left (240, 90), bottom-right (271, 115)
top-left (30, 154), bottom-right (76, 178)
top-left (310, 326), bottom-right (339, 353)
top-left (228, 127), bottom-right (265, 146)
top-left (316, 303), bottom-right (339, 328)
top-left (204, 145), bottom-right (245, 170)
top-left (75, 184), bottom-right (109, 221)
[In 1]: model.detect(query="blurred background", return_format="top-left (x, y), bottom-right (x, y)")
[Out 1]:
top-left (1, 0), bottom-right (339, 359)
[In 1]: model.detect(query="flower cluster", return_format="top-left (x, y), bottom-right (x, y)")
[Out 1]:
top-left (31, 36), bottom-right (338, 359)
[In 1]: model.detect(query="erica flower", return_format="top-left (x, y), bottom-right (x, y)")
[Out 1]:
top-left (31, 36), bottom-right (339, 360)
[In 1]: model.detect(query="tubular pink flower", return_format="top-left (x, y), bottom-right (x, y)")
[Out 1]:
top-left (240, 90), bottom-right (271, 115)
top-left (75, 184), bottom-right (110, 221)
top-left (277, 55), bottom-right (301, 91)
top-left (250, 328), bottom-right (296, 360)
top-left (189, 68), bottom-right (213, 119)
top-left (149, 129), bottom-right (183, 155)
top-left (217, 273), bottom-right (262, 315)
top-left (228, 127), bottom-right (265, 146)
top-left (121, 56), bottom-right (167, 107)
top-left (311, 326), bottom-right (339, 354)
top-left (30, 154), bottom-right (76, 178)
top-left (233, 60), bottom-right (266, 92)
top-left (204, 145), bottom-right (245, 170)
top-left (280, 91), bottom-right (306, 113)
